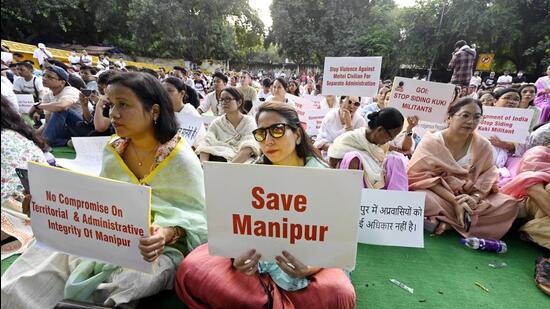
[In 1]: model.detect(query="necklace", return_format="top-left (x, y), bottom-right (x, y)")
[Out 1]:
top-left (129, 142), bottom-right (158, 167)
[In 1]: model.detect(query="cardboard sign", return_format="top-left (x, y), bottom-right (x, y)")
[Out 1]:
top-left (388, 77), bottom-right (455, 123)
top-left (16, 94), bottom-right (35, 113)
top-left (358, 189), bottom-right (425, 248)
top-left (204, 162), bottom-right (362, 269)
top-left (28, 162), bottom-right (152, 273)
top-left (56, 136), bottom-right (111, 176)
top-left (476, 106), bottom-right (534, 143)
top-left (322, 57), bottom-right (382, 97)
top-left (291, 95), bottom-right (320, 111)
top-left (303, 95), bottom-right (325, 106)
top-left (175, 113), bottom-right (204, 146)
top-left (413, 120), bottom-right (448, 137)
top-left (476, 53), bottom-right (495, 72)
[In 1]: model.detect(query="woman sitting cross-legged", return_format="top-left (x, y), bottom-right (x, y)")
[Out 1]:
top-left (1, 72), bottom-right (208, 308)
top-left (175, 102), bottom-right (355, 309)
top-left (407, 98), bottom-right (520, 237)
top-left (195, 87), bottom-right (260, 163)
top-left (327, 107), bottom-right (409, 190)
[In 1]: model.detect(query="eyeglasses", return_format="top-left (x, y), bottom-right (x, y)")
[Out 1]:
top-left (500, 95), bottom-right (520, 102)
top-left (348, 101), bottom-right (361, 107)
top-left (454, 113), bottom-right (482, 123)
top-left (252, 123), bottom-right (290, 142)
top-left (219, 97), bottom-right (235, 103)
top-left (383, 127), bottom-right (396, 140)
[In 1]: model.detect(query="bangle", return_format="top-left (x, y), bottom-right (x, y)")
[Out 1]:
top-left (471, 192), bottom-right (482, 202)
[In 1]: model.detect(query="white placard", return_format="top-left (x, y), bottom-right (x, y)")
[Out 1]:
top-left (28, 162), bottom-right (152, 273)
top-left (292, 95), bottom-right (320, 111)
top-left (322, 57), bottom-right (382, 97)
top-left (201, 115), bottom-right (216, 131)
top-left (297, 109), bottom-right (330, 136)
top-left (358, 189), bottom-right (425, 248)
top-left (204, 162), bottom-right (362, 269)
top-left (413, 120), bottom-right (448, 137)
top-left (56, 136), bottom-right (111, 176)
top-left (16, 94), bottom-right (35, 113)
top-left (388, 77), bottom-right (455, 123)
top-left (175, 113), bottom-right (203, 146)
top-left (303, 95), bottom-right (325, 105)
top-left (476, 106), bottom-right (534, 143)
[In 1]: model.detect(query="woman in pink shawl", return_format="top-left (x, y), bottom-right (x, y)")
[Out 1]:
top-left (501, 146), bottom-right (550, 249)
top-left (408, 98), bottom-right (520, 238)
top-left (534, 65), bottom-right (550, 123)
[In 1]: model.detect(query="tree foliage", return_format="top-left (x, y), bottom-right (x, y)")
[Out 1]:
top-left (1, 0), bottom-right (265, 62)
top-left (269, 0), bottom-right (549, 75)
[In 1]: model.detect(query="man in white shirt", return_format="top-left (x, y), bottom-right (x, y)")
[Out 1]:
top-left (68, 50), bottom-right (80, 68)
top-left (32, 43), bottom-right (53, 68)
top-left (1, 75), bottom-right (19, 111)
top-left (197, 72), bottom-right (228, 115)
top-left (80, 50), bottom-right (93, 67)
top-left (469, 71), bottom-right (482, 88)
top-left (257, 78), bottom-right (272, 103)
top-left (496, 71), bottom-right (513, 88)
top-left (30, 66), bottom-right (81, 146)
top-left (13, 61), bottom-right (46, 102)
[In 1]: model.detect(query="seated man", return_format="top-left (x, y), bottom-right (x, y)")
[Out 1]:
top-left (13, 61), bottom-right (46, 102)
top-left (29, 66), bottom-right (81, 147)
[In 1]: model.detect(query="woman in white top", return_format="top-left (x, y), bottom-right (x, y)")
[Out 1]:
top-left (266, 78), bottom-right (296, 106)
top-left (319, 95), bottom-right (339, 109)
top-left (162, 77), bottom-right (206, 148)
top-left (314, 96), bottom-right (366, 152)
top-left (196, 87), bottom-right (260, 163)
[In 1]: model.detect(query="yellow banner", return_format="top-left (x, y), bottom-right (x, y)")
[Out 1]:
top-left (476, 53), bottom-right (495, 71)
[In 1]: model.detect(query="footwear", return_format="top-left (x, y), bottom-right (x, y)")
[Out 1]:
top-left (535, 257), bottom-right (550, 295)
top-left (67, 139), bottom-right (74, 149)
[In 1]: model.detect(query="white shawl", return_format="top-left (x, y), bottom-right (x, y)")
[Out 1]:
top-left (314, 108), bottom-right (366, 148)
top-left (327, 127), bottom-right (388, 186)
top-left (195, 114), bottom-right (260, 161)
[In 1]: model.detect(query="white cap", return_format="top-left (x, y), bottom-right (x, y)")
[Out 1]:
top-left (38, 43), bottom-right (46, 49)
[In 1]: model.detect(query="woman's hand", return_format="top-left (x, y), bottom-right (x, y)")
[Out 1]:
top-left (453, 202), bottom-right (473, 227)
top-left (233, 249), bottom-right (261, 276)
top-left (275, 250), bottom-right (320, 278)
top-left (139, 226), bottom-right (170, 262)
top-left (405, 116), bottom-right (419, 131)
top-left (340, 108), bottom-right (352, 128)
top-left (22, 194), bottom-right (32, 217)
top-left (455, 194), bottom-right (478, 209)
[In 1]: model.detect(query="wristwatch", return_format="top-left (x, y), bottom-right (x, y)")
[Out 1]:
top-left (406, 131), bottom-right (413, 136)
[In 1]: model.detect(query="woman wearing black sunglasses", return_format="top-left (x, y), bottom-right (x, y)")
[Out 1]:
top-left (176, 102), bottom-right (356, 308)
top-left (314, 96), bottom-right (366, 155)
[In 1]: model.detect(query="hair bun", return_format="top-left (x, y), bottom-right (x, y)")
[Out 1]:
top-left (367, 111), bottom-right (380, 120)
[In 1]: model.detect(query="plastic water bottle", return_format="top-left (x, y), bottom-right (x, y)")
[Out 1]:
top-left (460, 237), bottom-right (507, 253)
top-left (44, 152), bottom-right (56, 167)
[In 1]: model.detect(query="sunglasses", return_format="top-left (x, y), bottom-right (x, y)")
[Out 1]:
top-left (348, 101), bottom-right (361, 107)
top-left (252, 123), bottom-right (290, 142)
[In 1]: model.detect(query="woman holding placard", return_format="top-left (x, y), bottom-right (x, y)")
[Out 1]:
top-left (407, 97), bottom-right (520, 237)
top-left (162, 77), bottom-right (206, 148)
top-left (488, 88), bottom-right (524, 186)
top-left (328, 107), bottom-right (409, 190)
top-left (176, 102), bottom-right (355, 308)
top-left (1, 72), bottom-right (208, 308)
top-left (195, 87), bottom-right (260, 163)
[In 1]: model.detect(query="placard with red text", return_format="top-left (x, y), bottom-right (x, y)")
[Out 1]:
top-left (28, 162), bottom-right (152, 273)
top-left (204, 162), bottom-right (362, 269)
top-left (476, 106), bottom-right (534, 143)
top-left (388, 77), bottom-right (455, 123)
top-left (322, 57), bottom-right (382, 97)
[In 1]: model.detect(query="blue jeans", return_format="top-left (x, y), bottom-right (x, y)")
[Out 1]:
top-left (42, 109), bottom-right (83, 146)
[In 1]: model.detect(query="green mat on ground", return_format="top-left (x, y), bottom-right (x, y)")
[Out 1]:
top-left (51, 147), bottom-right (76, 160)
top-left (3, 230), bottom-right (547, 308)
